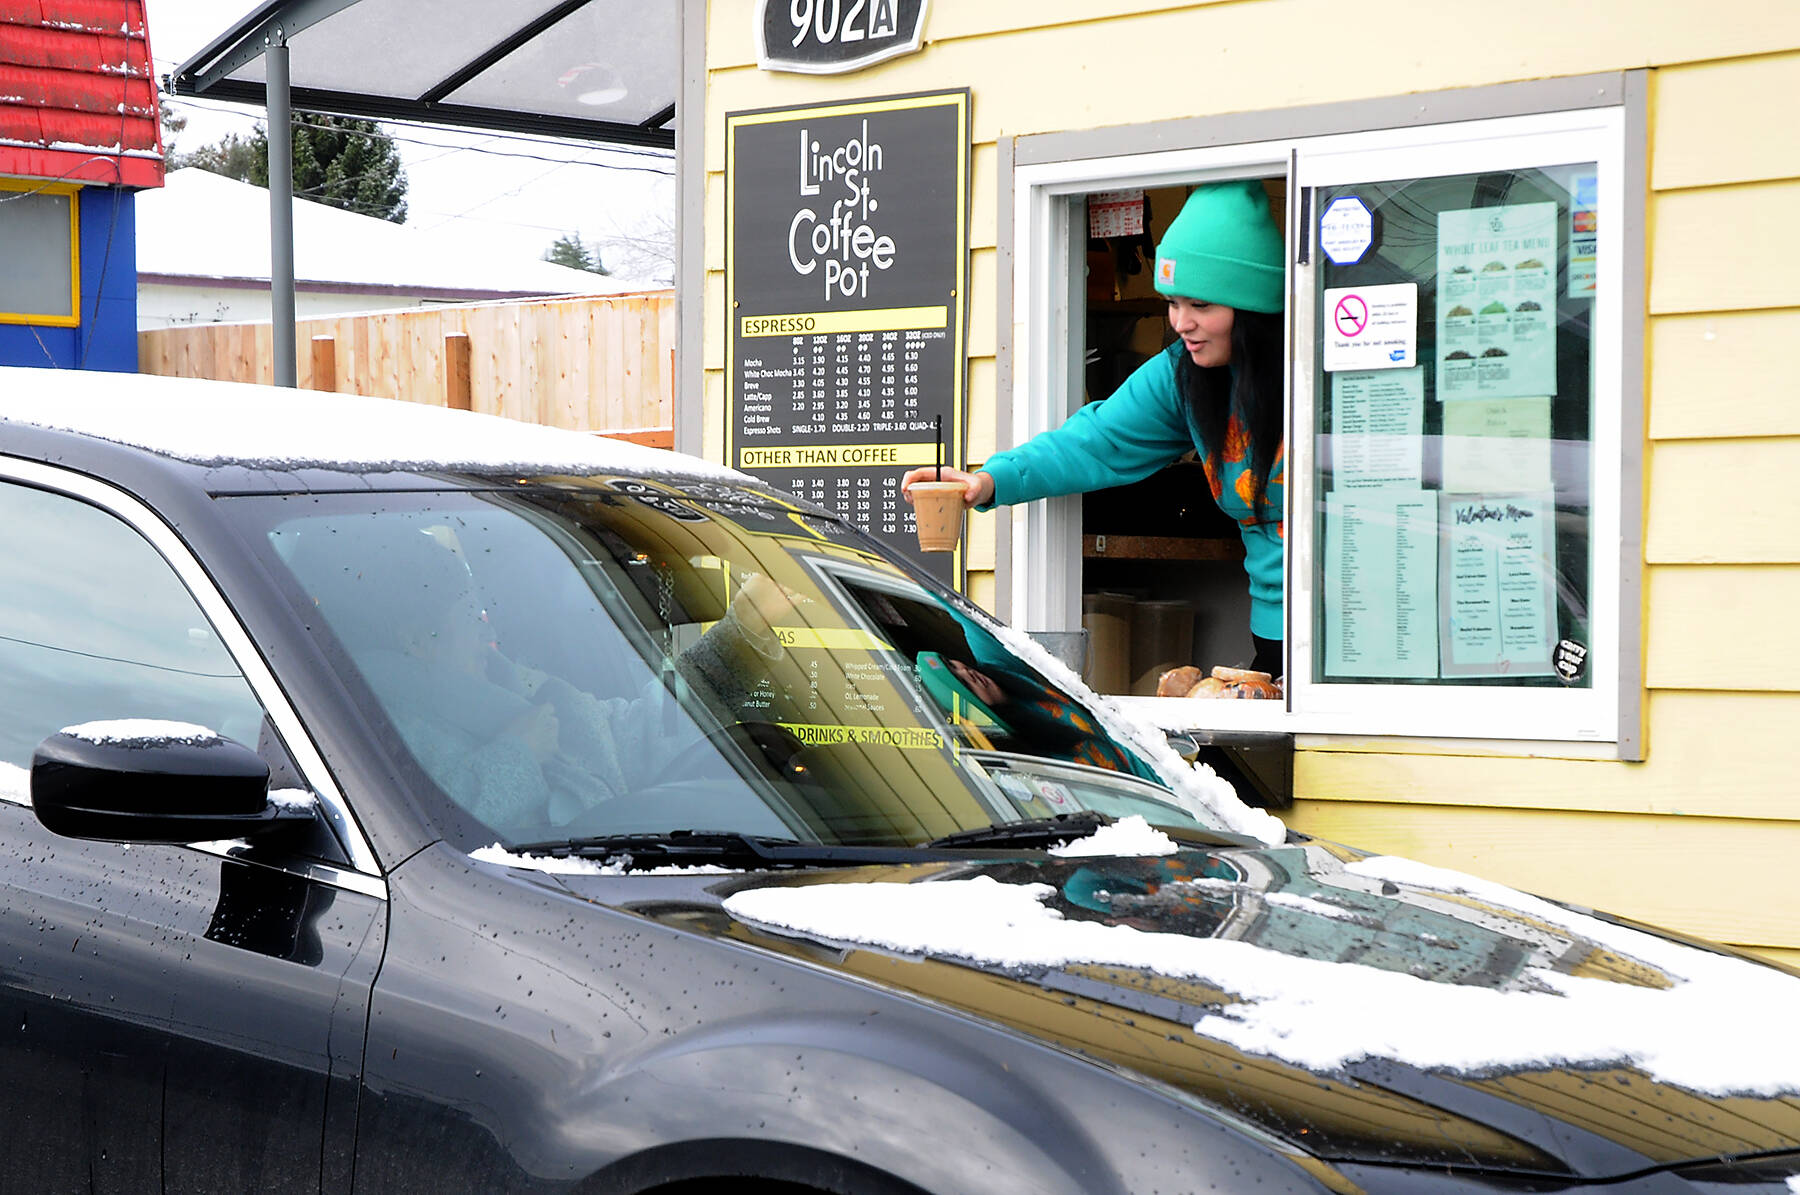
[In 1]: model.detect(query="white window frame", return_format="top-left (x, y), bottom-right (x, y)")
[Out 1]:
top-left (1000, 76), bottom-right (1643, 756)
top-left (1009, 140), bottom-right (1290, 636)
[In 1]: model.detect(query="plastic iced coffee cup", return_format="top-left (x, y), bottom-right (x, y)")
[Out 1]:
top-left (909, 480), bottom-right (965, 553)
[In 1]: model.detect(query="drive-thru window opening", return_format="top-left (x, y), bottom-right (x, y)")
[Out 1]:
top-left (1003, 75), bottom-right (1641, 763)
top-left (1078, 176), bottom-right (1287, 694)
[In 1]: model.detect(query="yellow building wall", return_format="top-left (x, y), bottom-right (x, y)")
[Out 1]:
top-left (700, 4), bottom-right (1800, 963)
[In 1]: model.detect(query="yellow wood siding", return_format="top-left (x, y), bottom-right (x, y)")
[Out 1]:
top-left (1647, 439), bottom-right (1800, 562)
top-left (1652, 53), bottom-right (1800, 190)
top-left (1650, 180), bottom-right (1799, 314)
top-left (701, 4), bottom-right (1800, 959)
top-left (1297, 691), bottom-right (1800, 822)
top-left (706, 4), bottom-right (1800, 164)
top-left (1645, 565), bottom-right (1800, 690)
top-left (1648, 310), bottom-right (1800, 440)
top-left (1761, 947), bottom-right (1800, 971)
top-left (1280, 801), bottom-right (1800, 951)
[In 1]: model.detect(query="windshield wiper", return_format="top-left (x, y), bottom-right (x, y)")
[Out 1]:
top-left (924, 811), bottom-right (1113, 850)
top-left (508, 830), bottom-right (943, 871)
top-left (513, 810), bottom-right (1199, 870)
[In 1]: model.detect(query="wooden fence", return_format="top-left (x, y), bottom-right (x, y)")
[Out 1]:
top-left (138, 292), bottom-right (676, 437)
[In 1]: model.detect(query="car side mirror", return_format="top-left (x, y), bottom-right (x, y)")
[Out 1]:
top-left (30, 725), bottom-right (311, 844)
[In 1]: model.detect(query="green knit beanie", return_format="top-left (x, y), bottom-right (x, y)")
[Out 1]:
top-left (1152, 180), bottom-right (1285, 313)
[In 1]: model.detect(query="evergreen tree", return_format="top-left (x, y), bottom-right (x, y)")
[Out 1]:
top-left (169, 114), bottom-right (409, 224)
top-left (543, 232), bottom-right (609, 274)
top-left (253, 115), bottom-right (409, 224)
top-left (171, 130), bottom-right (261, 181)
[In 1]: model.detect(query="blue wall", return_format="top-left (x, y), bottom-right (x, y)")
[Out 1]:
top-left (0, 184), bottom-right (139, 372)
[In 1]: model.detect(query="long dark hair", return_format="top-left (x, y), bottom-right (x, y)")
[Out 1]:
top-left (1173, 309), bottom-right (1284, 520)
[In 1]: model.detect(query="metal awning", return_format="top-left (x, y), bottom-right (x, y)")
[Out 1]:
top-left (163, 0), bottom-right (683, 390)
top-left (167, 0), bottom-right (676, 148)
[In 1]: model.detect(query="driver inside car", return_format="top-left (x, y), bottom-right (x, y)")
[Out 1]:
top-left (321, 531), bottom-right (798, 835)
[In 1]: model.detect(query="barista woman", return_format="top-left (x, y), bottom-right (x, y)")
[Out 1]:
top-left (901, 179), bottom-right (1288, 676)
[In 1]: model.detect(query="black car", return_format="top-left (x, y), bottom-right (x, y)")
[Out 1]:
top-left (2, 367), bottom-right (1797, 1194)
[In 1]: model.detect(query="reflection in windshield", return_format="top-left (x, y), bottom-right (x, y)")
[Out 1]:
top-left (232, 478), bottom-right (1221, 849)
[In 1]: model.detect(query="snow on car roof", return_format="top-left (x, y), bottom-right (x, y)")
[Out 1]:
top-left (0, 367), bottom-right (749, 484)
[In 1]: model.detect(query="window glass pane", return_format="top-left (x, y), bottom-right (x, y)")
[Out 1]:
top-left (229, 483), bottom-right (1224, 850)
top-left (0, 484), bottom-right (267, 775)
top-left (1311, 165), bottom-right (1596, 688)
top-left (0, 191), bottom-right (74, 318)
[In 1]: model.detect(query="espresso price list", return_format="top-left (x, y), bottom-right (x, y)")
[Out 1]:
top-left (735, 308), bottom-right (955, 575)
top-left (739, 324), bottom-right (937, 441)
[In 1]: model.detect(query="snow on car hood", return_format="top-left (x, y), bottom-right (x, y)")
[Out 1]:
top-left (658, 839), bottom-right (1800, 1176)
top-left (726, 848), bottom-right (1800, 1096)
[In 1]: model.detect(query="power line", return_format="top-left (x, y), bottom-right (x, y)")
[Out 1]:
top-left (160, 91), bottom-right (674, 254)
top-left (161, 93), bottom-right (675, 172)
top-left (414, 159), bottom-right (574, 233)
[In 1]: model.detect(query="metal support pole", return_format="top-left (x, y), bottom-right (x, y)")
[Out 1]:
top-left (266, 32), bottom-right (297, 388)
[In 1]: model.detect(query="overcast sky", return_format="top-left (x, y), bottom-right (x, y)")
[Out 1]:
top-left (142, 0), bottom-right (676, 283)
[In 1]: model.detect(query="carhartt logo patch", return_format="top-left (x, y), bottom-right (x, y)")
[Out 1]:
top-left (1156, 257), bottom-right (1177, 285)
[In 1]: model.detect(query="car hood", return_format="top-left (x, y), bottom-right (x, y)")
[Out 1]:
top-left (574, 839), bottom-right (1800, 1181)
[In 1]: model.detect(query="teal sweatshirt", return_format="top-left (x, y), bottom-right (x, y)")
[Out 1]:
top-left (979, 342), bottom-right (1286, 640)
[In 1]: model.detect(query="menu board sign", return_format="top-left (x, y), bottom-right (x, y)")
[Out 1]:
top-left (1439, 495), bottom-right (1557, 677)
top-left (726, 91), bottom-right (970, 585)
top-left (1436, 203), bottom-right (1557, 400)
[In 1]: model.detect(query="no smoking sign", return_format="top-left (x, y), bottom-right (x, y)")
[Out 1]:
top-left (1333, 293), bottom-right (1369, 338)
top-left (1323, 282), bottom-right (1417, 373)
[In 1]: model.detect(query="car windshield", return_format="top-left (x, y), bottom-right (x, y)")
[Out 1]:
top-left (226, 478), bottom-right (1225, 850)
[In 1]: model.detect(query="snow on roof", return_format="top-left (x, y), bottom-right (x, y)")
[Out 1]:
top-left (136, 169), bottom-right (656, 296)
top-left (0, 1), bottom-right (165, 189)
top-left (0, 367), bottom-right (748, 482)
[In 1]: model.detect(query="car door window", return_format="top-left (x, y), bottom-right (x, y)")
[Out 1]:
top-left (0, 481), bottom-right (266, 783)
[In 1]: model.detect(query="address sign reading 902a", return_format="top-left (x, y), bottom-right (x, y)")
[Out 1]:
top-left (756, 0), bottom-right (928, 74)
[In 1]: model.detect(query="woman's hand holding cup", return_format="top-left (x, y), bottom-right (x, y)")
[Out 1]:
top-left (899, 467), bottom-right (991, 553)
top-left (899, 466), bottom-right (993, 508)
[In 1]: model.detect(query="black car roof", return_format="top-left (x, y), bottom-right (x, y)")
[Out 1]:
top-left (0, 366), bottom-right (755, 498)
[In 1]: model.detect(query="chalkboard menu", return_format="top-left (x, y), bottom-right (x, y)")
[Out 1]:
top-left (725, 90), bottom-right (970, 586)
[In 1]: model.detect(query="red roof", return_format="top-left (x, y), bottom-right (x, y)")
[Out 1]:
top-left (0, 0), bottom-right (165, 189)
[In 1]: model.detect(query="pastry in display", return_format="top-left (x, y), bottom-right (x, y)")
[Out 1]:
top-left (1155, 664), bottom-right (1282, 700)
top-left (1154, 665), bottom-right (1204, 697)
